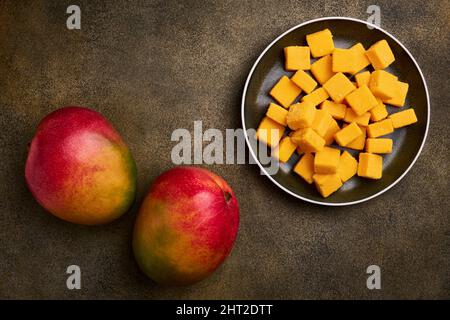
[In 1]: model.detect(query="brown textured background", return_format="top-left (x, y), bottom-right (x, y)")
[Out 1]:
top-left (0, 0), bottom-right (449, 299)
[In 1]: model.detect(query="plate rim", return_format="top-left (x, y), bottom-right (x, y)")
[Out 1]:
top-left (241, 16), bottom-right (430, 206)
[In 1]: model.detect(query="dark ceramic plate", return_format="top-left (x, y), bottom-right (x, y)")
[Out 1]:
top-left (241, 17), bottom-right (429, 206)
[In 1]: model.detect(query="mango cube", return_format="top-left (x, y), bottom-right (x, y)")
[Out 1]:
top-left (366, 39), bottom-right (395, 70)
top-left (311, 109), bottom-right (333, 137)
top-left (266, 103), bottom-right (288, 126)
top-left (306, 28), bottom-right (335, 58)
top-left (355, 71), bottom-right (371, 88)
top-left (314, 146), bottom-right (340, 174)
top-left (323, 72), bottom-right (356, 103)
top-left (346, 125), bottom-right (366, 151)
top-left (370, 99), bottom-right (388, 122)
top-left (367, 119), bottom-right (394, 138)
top-left (286, 101), bottom-right (316, 130)
top-left (310, 55), bottom-right (336, 85)
top-left (388, 109), bottom-right (418, 129)
top-left (256, 117), bottom-right (285, 147)
top-left (270, 76), bottom-right (302, 108)
top-left (369, 70), bottom-right (398, 100)
top-left (345, 85), bottom-right (379, 116)
top-left (291, 69), bottom-right (317, 93)
top-left (323, 118), bottom-right (340, 145)
top-left (334, 122), bottom-right (363, 147)
top-left (320, 100), bottom-right (346, 120)
top-left (384, 81), bottom-right (409, 107)
top-left (366, 138), bottom-right (393, 154)
top-left (358, 153), bottom-right (383, 179)
top-left (343, 108), bottom-right (371, 127)
top-left (284, 46), bottom-right (311, 71)
top-left (313, 173), bottom-right (342, 198)
top-left (337, 151), bottom-right (358, 182)
top-left (291, 128), bottom-right (325, 153)
top-left (273, 137), bottom-right (297, 163)
top-left (294, 153), bottom-right (315, 184)
top-left (332, 48), bottom-right (356, 73)
top-left (349, 43), bottom-right (371, 74)
top-left (301, 87), bottom-right (329, 107)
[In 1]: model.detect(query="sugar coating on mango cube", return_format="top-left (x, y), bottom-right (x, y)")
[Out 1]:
top-left (266, 103), bottom-right (288, 126)
top-left (343, 108), bottom-right (371, 127)
top-left (301, 87), bottom-right (329, 107)
top-left (345, 85), bottom-right (379, 116)
top-left (273, 136), bottom-right (297, 163)
top-left (314, 146), bottom-right (340, 174)
top-left (367, 118), bottom-right (394, 138)
top-left (313, 173), bottom-right (343, 198)
top-left (256, 117), bottom-right (286, 147)
top-left (320, 100), bottom-right (346, 120)
top-left (323, 118), bottom-right (340, 145)
top-left (310, 55), bottom-right (336, 85)
top-left (323, 72), bottom-right (356, 103)
top-left (357, 153), bottom-right (383, 179)
top-left (369, 70), bottom-right (398, 100)
top-left (334, 122), bottom-right (363, 147)
top-left (366, 39), bottom-right (395, 70)
top-left (332, 48), bottom-right (356, 73)
top-left (294, 153), bottom-right (315, 184)
top-left (291, 69), bottom-right (317, 94)
top-left (311, 109), bottom-right (333, 138)
top-left (346, 125), bottom-right (366, 151)
top-left (370, 99), bottom-right (388, 122)
top-left (306, 29), bottom-right (335, 58)
top-left (286, 101), bottom-right (316, 130)
top-left (270, 76), bottom-right (302, 108)
top-left (337, 151), bottom-right (358, 182)
top-left (384, 81), bottom-right (409, 107)
top-left (355, 71), bottom-right (371, 88)
top-left (349, 43), bottom-right (371, 74)
top-left (291, 128), bottom-right (325, 153)
top-left (284, 46), bottom-right (311, 71)
top-left (365, 138), bottom-right (393, 154)
top-left (388, 109), bottom-right (418, 129)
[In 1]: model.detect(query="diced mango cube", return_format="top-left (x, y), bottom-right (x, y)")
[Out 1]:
top-left (343, 108), bottom-right (371, 127)
top-left (301, 87), bottom-right (329, 107)
top-left (349, 43), bottom-right (371, 74)
top-left (370, 99), bottom-right (388, 122)
top-left (273, 137), bottom-right (297, 163)
top-left (332, 48), bottom-right (356, 73)
top-left (369, 70), bottom-right (398, 100)
top-left (266, 103), bottom-right (288, 126)
top-left (313, 173), bottom-right (342, 197)
top-left (346, 125), bottom-right (366, 151)
top-left (256, 117), bottom-right (285, 147)
top-left (357, 153), bottom-right (383, 179)
top-left (323, 118), bottom-right (340, 145)
top-left (355, 71), bottom-right (371, 87)
top-left (310, 55), bottom-right (336, 85)
top-left (291, 128), bottom-right (325, 153)
top-left (284, 46), bottom-right (311, 71)
top-left (294, 153), bottom-right (315, 184)
top-left (365, 39), bottom-right (395, 70)
top-left (367, 119), bottom-right (394, 138)
top-left (269, 76), bottom-right (302, 108)
top-left (337, 151), bottom-right (358, 182)
top-left (311, 109), bottom-right (333, 137)
top-left (388, 109), bottom-right (418, 128)
top-left (345, 85), bottom-right (379, 116)
top-left (384, 81), bottom-right (409, 107)
top-left (334, 122), bottom-right (363, 147)
top-left (323, 72), bottom-right (356, 103)
top-left (320, 100), bottom-right (346, 120)
top-left (291, 69), bottom-right (317, 93)
top-left (306, 28), bottom-right (335, 58)
top-left (314, 146), bottom-right (340, 174)
top-left (365, 138), bottom-right (393, 154)
top-left (286, 101), bottom-right (316, 130)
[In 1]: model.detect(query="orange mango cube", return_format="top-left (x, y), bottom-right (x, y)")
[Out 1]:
top-left (286, 101), bottom-right (316, 130)
top-left (310, 55), bottom-right (336, 85)
top-left (384, 81), bottom-right (409, 107)
top-left (345, 85), bottom-right (379, 116)
top-left (306, 28), bottom-right (335, 58)
top-left (388, 109), bottom-right (418, 129)
top-left (346, 125), bottom-right (367, 151)
top-left (266, 103), bottom-right (288, 126)
top-left (370, 99), bottom-right (388, 122)
top-left (320, 100), bottom-right (347, 120)
top-left (273, 137), bottom-right (297, 163)
top-left (314, 146), bottom-right (340, 174)
top-left (365, 138), bottom-right (393, 154)
top-left (294, 153), bottom-right (315, 184)
top-left (301, 87), bottom-right (329, 107)
top-left (355, 71), bottom-right (371, 87)
top-left (358, 153), bottom-right (383, 179)
top-left (349, 43), bottom-right (371, 74)
top-left (256, 117), bottom-right (285, 147)
top-left (343, 108), bottom-right (371, 127)
top-left (284, 46), bottom-right (311, 71)
top-left (323, 118), bottom-right (340, 145)
top-left (369, 70), bottom-right (398, 100)
top-left (367, 119), bottom-right (394, 138)
top-left (332, 48), bottom-right (356, 73)
top-left (365, 39), bottom-right (395, 70)
top-left (313, 173), bottom-right (342, 198)
top-left (291, 69), bottom-right (317, 94)
top-left (334, 122), bottom-right (363, 147)
top-left (337, 151), bottom-right (358, 182)
top-left (291, 128), bottom-right (325, 153)
top-left (311, 109), bottom-right (333, 137)
top-left (270, 76), bottom-right (302, 108)
top-left (323, 72), bottom-right (356, 103)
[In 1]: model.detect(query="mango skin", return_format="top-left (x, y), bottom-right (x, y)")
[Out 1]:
top-left (25, 106), bottom-right (136, 225)
top-left (133, 166), bottom-right (239, 286)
